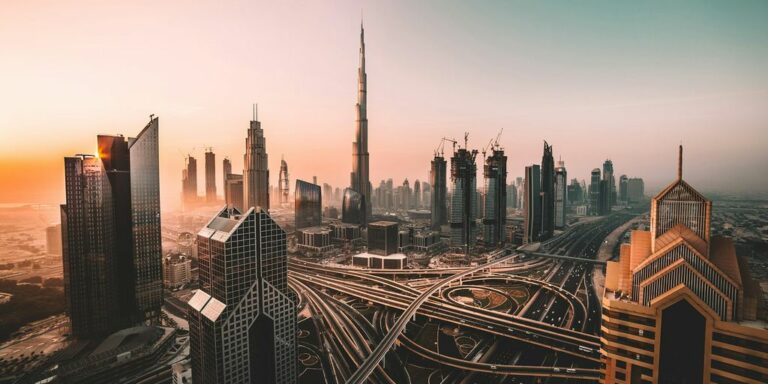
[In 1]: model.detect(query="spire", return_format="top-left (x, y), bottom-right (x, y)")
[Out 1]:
top-left (678, 144), bottom-right (683, 180)
top-left (252, 103), bottom-right (258, 121)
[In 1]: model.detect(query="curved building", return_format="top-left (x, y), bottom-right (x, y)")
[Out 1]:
top-left (342, 188), bottom-right (365, 225)
top-left (295, 179), bottom-right (321, 229)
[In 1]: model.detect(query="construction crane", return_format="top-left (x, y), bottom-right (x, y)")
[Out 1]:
top-left (436, 137), bottom-right (457, 157)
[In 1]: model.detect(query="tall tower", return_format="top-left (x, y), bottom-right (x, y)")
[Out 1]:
top-left (554, 160), bottom-right (567, 228)
top-left (430, 155), bottom-right (447, 230)
top-left (182, 155), bottom-right (197, 206)
top-left (482, 148), bottom-right (507, 246)
top-left (540, 141), bottom-right (555, 240)
top-left (222, 157), bottom-right (232, 202)
top-left (603, 159), bottom-right (615, 208)
top-left (600, 146), bottom-right (765, 383)
top-left (350, 22), bottom-right (371, 226)
top-left (523, 165), bottom-right (541, 243)
top-left (449, 147), bottom-right (478, 258)
top-left (589, 168), bottom-right (601, 215)
top-left (279, 156), bottom-right (289, 206)
top-left (189, 207), bottom-right (296, 384)
top-left (61, 117), bottom-right (162, 337)
top-left (413, 180), bottom-right (421, 209)
top-left (204, 149), bottom-right (216, 202)
top-left (244, 105), bottom-right (270, 211)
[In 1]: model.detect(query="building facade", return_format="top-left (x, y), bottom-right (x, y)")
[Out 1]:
top-left (61, 117), bottom-right (162, 338)
top-left (600, 146), bottom-right (767, 383)
top-left (295, 179), bottom-right (322, 230)
top-left (182, 155), bottom-right (197, 206)
top-left (554, 160), bottom-right (567, 229)
top-left (482, 148), bottom-right (507, 246)
top-left (342, 188), bottom-right (365, 225)
top-left (279, 157), bottom-right (289, 206)
top-left (205, 149), bottom-right (216, 202)
top-left (243, 105), bottom-right (270, 211)
top-left (368, 221), bottom-right (399, 256)
top-left (430, 155), bottom-right (448, 230)
top-left (523, 164), bottom-right (541, 244)
top-left (188, 207), bottom-right (296, 384)
top-left (350, 23), bottom-right (371, 226)
top-left (540, 141), bottom-right (555, 240)
top-left (449, 148), bottom-right (478, 256)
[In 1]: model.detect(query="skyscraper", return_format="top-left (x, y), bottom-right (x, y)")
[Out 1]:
top-left (523, 165), bottom-right (541, 243)
top-left (204, 149), bottom-right (216, 203)
top-left (350, 22), bottom-right (371, 226)
top-left (627, 177), bottom-right (645, 203)
top-left (295, 179), bottom-right (321, 229)
top-left (222, 157), bottom-right (232, 203)
top-left (61, 117), bottom-right (162, 338)
top-left (618, 174), bottom-right (628, 203)
top-left (600, 146), bottom-right (766, 383)
top-left (279, 156), bottom-right (289, 206)
top-left (342, 188), bottom-right (365, 225)
top-left (554, 159), bottom-right (567, 228)
top-left (244, 105), bottom-right (270, 211)
top-left (589, 168), bottom-right (601, 216)
top-left (401, 179), bottom-right (411, 210)
top-left (449, 147), bottom-right (478, 256)
top-left (413, 179), bottom-right (421, 209)
top-left (182, 155), bottom-right (197, 206)
top-left (225, 173), bottom-right (244, 212)
top-left (189, 207), bottom-right (296, 384)
top-left (482, 148), bottom-right (507, 246)
top-left (430, 154), bottom-right (448, 230)
top-left (603, 159), bottom-right (615, 207)
top-left (540, 141), bottom-right (555, 240)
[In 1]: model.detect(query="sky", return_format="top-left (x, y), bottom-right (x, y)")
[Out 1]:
top-left (1, 0), bottom-right (767, 209)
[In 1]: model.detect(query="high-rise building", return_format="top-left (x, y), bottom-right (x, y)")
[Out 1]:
top-left (589, 168), bottom-right (601, 216)
top-left (189, 207), bottom-right (296, 384)
top-left (554, 160), bottom-right (567, 228)
top-left (449, 147), bottom-right (478, 256)
top-left (599, 179), bottom-right (611, 215)
top-left (322, 183), bottom-right (333, 207)
top-left (430, 155), bottom-right (448, 230)
top-left (618, 174), bottom-right (628, 203)
top-left (163, 253), bottom-right (191, 290)
top-left (482, 148), bottom-right (507, 246)
top-left (225, 174), bottom-right (244, 212)
top-left (627, 177), bottom-right (645, 203)
top-left (540, 141), bottom-right (555, 240)
top-left (601, 146), bottom-right (767, 383)
top-left (279, 157), bottom-right (289, 206)
top-left (350, 22), bottom-right (371, 226)
top-left (222, 157), bottom-right (232, 202)
top-left (204, 149), bottom-right (216, 202)
top-left (182, 155), bottom-right (197, 206)
top-left (342, 188), bottom-right (365, 225)
top-left (368, 221), bottom-right (399, 256)
top-left (568, 178), bottom-right (583, 206)
top-left (61, 117), bottom-right (162, 338)
top-left (401, 179), bottom-right (411, 210)
top-left (46, 224), bottom-right (62, 255)
top-left (421, 182), bottom-right (431, 211)
top-left (603, 159), bottom-right (615, 207)
top-left (523, 165), bottom-right (541, 243)
top-left (295, 179), bottom-right (321, 230)
top-left (243, 105), bottom-right (270, 211)
top-left (413, 180), bottom-right (421, 209)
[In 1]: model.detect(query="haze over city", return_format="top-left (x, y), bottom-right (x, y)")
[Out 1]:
top-left (1, 0), bottom-right (768, 209)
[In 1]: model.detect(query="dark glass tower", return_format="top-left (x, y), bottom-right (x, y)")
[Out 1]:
top-left (449, 147), bottom-right (478, 257)
top-left (554, 160), bottom-right (567, 228)
top-left (482, 148), bottom-right (507, 246)
top-left (189, 207), bottom-right (296, 384)
top-left (204, 149), bottom-right (216, 202)
top-left (523, 165), bottom-right (541, 243)
top-left (603, 159), bottom-right (615, 208)
top-left (540, 141), bottom-right (555, 240)
top-left (342, 188), bottom-right (365, 225)
top-left (430, 155), bottom-right (447, 230)
top-left (182, 155), bottom-right (197, 206)
top-left (295, 179), bottom-right (322, 229)
top-left (61, 117), bottom-right (162, 337)
top-left (589, 168), bottom-right (601, 215)
top-left (222, 157), bottom-right (232, 205)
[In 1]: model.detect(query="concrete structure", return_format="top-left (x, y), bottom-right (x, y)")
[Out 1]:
top-left (523, 164), bottom-right (541, 244)
top-left (482, 148), bottom-right (507, 246)
top-left (297, 226), bottom-right (334, 253)
top-left (61, 117), bottom-right (163, 338)
top-left (554, 160), bottom-right (567, 228)
top-left (279, 156), bottom-right (289, 206)
top-left (350, 22), bottom-right (371, 226)
top-left (368, 221), bottom-right (399, 256)
top-left (601, 146), bottom-right (767, 384)
top-left (188, 207), bottom-right (296, 384)
top-left (243, 105), bottom-right (270, 211)
top-left (224, 173), bottom-right (244, 212)
top-left (540, 141), bottom-right (555, 240)
top-left (352, 252), bottom-right (406, 269)
top-left (295, 179), bottom-right (322, 230)
top-left (45, 224), bottom-right (61, 255)
top-left (182, 155), bottom-right (197, 206)
top-left (172, 360), bottom-right (192, 384)
top-left (163, 253), bottom-right (191, 289)
top-left (449, 147), bottom-right (478, 255)
top-left (204, 149), bottom-right (216, 202)
top-left (331, 222), bottom-right (362, 244)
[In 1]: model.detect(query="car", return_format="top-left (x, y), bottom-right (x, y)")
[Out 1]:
top-left (566, 368), bottom-right (576, 373)
top-left (490, 365), bottom-right (497, 370)
top-left (553, 368), bottom-right (561, 373)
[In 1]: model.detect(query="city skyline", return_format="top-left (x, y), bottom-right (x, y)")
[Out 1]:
top-left (2, 1), bottom-right (768, 209)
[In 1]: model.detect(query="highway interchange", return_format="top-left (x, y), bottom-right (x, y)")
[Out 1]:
top-left (289, 212), bottom-right (637, 384)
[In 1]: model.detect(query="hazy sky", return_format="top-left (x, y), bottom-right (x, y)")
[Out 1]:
top-left (1, 0), bottom-right (767, 209)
